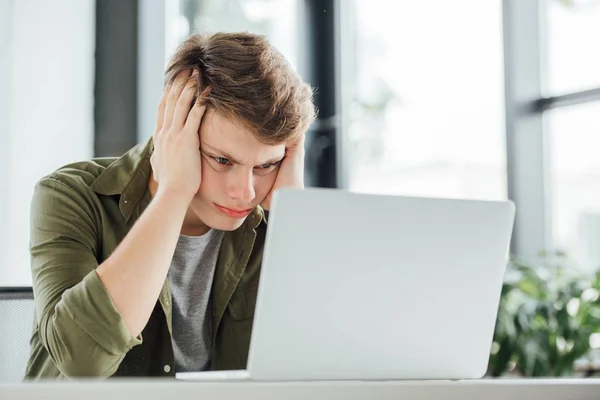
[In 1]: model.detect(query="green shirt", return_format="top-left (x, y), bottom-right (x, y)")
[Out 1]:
top-left (25, 139), bottom-right (266, 379)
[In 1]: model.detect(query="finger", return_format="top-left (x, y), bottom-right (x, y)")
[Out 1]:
top-left (154, 81), bottom-right (173, 134)
top-left (172, 70), bottom-right (199, 130)
top-left (288, 131), bottom-right (306, 150)
top-left (163, 69), bottom-right (192, 131)
top-left (150, 153), bottom-right (158, 182)
top-left (199, 86), bottom-right (212, 98)
top-left (184, 87), bottom-right (211, 132)
top-left (295, 133), bottom-right (306, 147)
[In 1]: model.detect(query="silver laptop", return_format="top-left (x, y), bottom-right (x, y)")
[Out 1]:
top-left (177, 188), bottom-right (516, 382)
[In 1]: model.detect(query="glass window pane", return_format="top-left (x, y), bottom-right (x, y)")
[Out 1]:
top-left (178, 0), bottom-right (299, 70)
top-left (547, 0), bottom-right (600, 95)
top-left (548, 101), bottom-right (600, 269)
top-left (347, 0), bottom-right (506, 201)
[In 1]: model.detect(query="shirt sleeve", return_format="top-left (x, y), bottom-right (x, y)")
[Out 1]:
top-left (29, 177), bottom-right (142, 378)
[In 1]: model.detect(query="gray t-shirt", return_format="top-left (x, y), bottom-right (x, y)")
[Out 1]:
top-left (168, 229), bottom-right (225, 373)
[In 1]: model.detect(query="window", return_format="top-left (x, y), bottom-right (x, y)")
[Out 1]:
top-left (548, 101), bottom-right (600, 269)
top-left (346, 0), bottom-right (507, 201)
top-left (541, 0), bottom-right (600, 268)
top-left (547, 0), bottom-right (600, 95)
top-left (500, 0), bottom-right (600, 264)
top-left (178, 0), bottom-right (299, 70)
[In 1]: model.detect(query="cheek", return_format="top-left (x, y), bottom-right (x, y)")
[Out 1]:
top-left (198, 158), bottom-right (222, 196)
top-left (254, 173), bottom-right (277, 198)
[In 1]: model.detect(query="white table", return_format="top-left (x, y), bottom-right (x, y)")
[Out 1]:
top-left (1, 379), bottom-right (599, 400)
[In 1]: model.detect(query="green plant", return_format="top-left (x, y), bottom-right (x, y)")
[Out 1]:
top-left (488, 251), bottom-right (600, 377)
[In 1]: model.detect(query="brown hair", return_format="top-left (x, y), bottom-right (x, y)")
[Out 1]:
top-left (165, 32), bottom-right (316, 145)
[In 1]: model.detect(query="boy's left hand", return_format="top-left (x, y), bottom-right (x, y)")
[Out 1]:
top-left (260, 133), bottom-right (306, 211)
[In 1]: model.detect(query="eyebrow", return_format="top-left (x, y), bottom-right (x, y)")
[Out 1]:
top-left (201, 142), bottom-right (284, 166)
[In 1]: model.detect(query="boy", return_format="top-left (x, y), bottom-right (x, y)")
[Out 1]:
top-left (25, 32), bottom-right (315, 379)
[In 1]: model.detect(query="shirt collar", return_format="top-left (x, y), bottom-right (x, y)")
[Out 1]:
top-left (90, 138), bottom-right (154, 221)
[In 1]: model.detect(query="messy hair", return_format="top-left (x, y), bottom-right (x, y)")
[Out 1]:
top-left (165, 32), bottom-right (316, 145)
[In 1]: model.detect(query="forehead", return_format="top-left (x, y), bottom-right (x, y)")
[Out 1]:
top-left (200, 110), bottom-right (285, 160)
top-left (201, 110), bottom-right (252, 142)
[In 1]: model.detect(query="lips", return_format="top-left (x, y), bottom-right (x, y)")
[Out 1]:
top-left (214, 203), bottom-right (253, 218)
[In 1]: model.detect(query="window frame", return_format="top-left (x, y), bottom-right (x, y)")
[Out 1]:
top-left (504, 0), bottom-right (600, 257)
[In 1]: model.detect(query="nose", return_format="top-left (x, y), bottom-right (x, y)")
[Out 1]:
top-left (226, 168), bottom-right (255, 204)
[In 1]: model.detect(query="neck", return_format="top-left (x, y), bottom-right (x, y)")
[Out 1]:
top-left (147, 171), bottom-right (210, 236)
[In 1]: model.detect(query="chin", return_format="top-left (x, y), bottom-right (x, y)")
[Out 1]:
top-left (203, 214), bottom-right (247, 231)
top-left (191, 200), bottom-right (248, 231)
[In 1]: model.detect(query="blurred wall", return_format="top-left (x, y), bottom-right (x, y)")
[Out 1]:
top-left (1, 0), bottom-right (95, 286)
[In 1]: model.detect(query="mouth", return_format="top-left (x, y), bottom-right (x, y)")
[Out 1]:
top-left (213, 203), bottom-right (253, 219)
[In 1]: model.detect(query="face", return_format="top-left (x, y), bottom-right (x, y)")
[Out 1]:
top-left (189, 109), bottom-right (285, 231)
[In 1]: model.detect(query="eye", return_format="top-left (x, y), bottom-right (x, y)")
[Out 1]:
top-left (214, 157), bottom-right (231, 165)
top-left (259, 163), bottom-right (276, 169)
top-left (253, 161), bottom-right (281, 176)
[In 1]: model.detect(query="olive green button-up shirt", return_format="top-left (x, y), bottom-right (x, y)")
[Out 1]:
top-left (25, 138), bottom-right (266, 379)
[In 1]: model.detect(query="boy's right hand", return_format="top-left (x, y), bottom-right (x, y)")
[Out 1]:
top-left (151, 69), bottom-right (208, 202)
